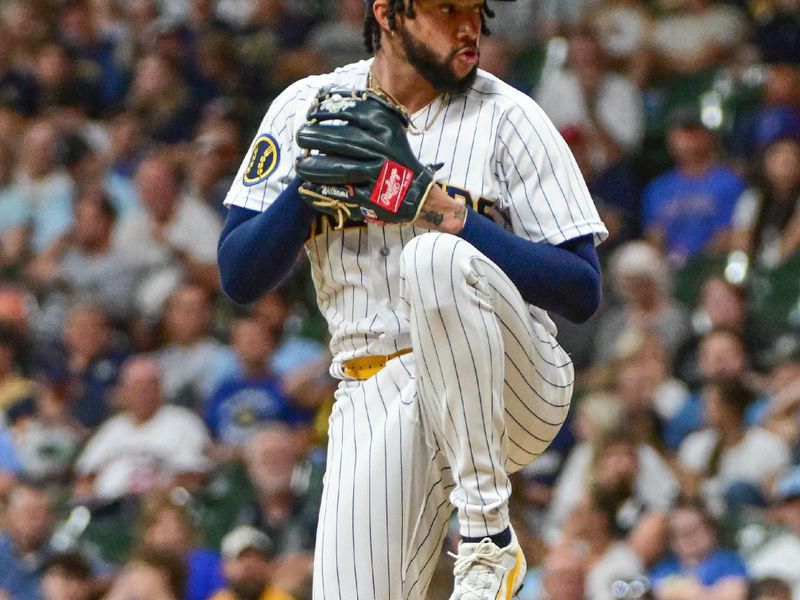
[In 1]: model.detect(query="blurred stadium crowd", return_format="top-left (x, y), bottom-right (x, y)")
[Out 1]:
top-left (2, 0), bottom-right (800, 599)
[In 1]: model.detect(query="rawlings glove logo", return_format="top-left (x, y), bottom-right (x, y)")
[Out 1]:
top-left (370, 160), bottom-right (413, 213)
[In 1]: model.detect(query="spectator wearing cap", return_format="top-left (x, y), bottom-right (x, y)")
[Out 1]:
top-left (731, 134), bottom-right (800, 269)
top-left (642, 106), bottom-right (746, 265)
top-left (649, 501), bottom-right (748, 600)
top-left (73, 355), bottom-right (210, 500)
top-left (747, 467), bottom-right (800, 598)
top-left (536, 27), bottom-right (644, 173)
top-left (677, 377), bottom-right (790, 517)
top-left (592, 240), bottom-right (690, 366)
top-left (0, 482), bottom-right (56, 600)
top-left (211, 525), bottom-right (295, 600)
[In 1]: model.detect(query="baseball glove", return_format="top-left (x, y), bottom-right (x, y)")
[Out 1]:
top-left (296, 87), bottom-right (440, 228)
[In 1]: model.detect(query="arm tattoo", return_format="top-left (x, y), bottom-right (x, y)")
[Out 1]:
top-left (420, 210), bottom-right (444, 226)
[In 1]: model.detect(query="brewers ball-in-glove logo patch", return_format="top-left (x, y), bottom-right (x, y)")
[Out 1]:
top-left (243, 134), bottom-right (280, 186)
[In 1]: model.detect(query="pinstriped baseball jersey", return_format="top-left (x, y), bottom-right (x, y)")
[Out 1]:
top-left (224, 59), bottom-right (608, 377)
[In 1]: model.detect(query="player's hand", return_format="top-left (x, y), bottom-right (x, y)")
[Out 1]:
top-left (295, 87), bottom-right (440, 228)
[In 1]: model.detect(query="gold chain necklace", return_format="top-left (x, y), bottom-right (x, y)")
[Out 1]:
top-left (367, 70), bottom-right (449, 136)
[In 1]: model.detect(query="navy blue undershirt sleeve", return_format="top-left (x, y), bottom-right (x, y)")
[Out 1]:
top-left (458, 208), bottom-right (601, 323)
top-left (217, 177), bottom-right (315, 304)
top-left (218, 181), bottom-right (602, 320)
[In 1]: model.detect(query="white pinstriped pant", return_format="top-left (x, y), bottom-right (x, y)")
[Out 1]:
top-left (313, 232), bottom-right (574, 600)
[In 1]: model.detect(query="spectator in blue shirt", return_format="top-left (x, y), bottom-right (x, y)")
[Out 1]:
top-left (643, 107), bottom-right (746, 265)
top-left (650, 500), bottom-right (748, 600)
top-left (0, 482), bottom-right (55, 600)
top-left (206, 317), bottom-right (313, 448)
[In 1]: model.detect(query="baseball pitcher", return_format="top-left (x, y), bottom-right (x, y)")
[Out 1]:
top-left (218, 1), bottom-right (608, 598)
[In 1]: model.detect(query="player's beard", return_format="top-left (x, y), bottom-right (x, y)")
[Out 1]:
top-left (400, 28), bottom-right (478, 95)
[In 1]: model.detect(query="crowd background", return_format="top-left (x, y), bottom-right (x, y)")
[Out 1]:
top-left (1, 0), bottom-right (800, 599)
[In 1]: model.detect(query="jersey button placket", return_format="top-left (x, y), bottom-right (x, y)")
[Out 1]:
top-left (368, 227), bottom-right (399, 349)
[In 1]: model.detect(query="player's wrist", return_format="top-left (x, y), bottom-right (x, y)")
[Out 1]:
top-left (414, 185), bottom-right (467, 234)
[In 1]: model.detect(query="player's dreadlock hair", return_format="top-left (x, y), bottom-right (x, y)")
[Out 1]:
top-left (364, 0), bottom-right (495, 54)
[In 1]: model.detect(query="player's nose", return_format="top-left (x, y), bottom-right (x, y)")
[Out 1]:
top-left (456, 12), bottom-right (480, 41)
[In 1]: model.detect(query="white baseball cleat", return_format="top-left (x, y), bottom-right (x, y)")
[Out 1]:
top-left (448, 527), bottom-right (526, 600)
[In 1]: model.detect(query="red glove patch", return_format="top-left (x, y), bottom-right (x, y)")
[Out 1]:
top-left (370, 160), bottom-right (413, 214)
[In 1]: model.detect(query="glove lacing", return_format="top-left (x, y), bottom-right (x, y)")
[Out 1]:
top-left (313, 198), bottom-right (357, 230)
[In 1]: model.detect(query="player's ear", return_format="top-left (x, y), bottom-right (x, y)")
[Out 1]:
top-left (372, 0), bottom-right (392, 35)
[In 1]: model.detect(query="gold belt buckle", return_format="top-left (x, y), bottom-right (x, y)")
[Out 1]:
top-left (342, 348), bottom-right (411, 380)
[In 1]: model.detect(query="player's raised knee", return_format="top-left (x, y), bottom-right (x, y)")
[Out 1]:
top-left (400, 231), bottom-right (458, 276)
